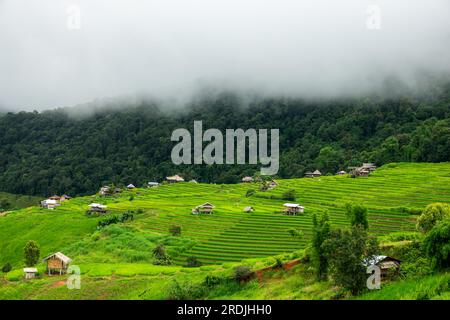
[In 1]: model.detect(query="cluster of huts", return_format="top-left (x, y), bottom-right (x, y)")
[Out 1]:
top-left (303, 163), bottom-right (377, 178)
top-left (40, 194), bottom-right (72, 209)
top-left (305, 170), bottom-right (322, 178)
top-left (349, 163), bottom-right (377, 177)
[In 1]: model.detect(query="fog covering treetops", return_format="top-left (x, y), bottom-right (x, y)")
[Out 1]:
top-left (0, 88), bottom-right (449, 197)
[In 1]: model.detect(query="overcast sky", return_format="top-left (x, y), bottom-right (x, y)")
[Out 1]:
top-left (0, 0), bottom-right (449, 111)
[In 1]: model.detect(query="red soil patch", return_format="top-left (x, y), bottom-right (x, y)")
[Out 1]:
top-left (50, 280), bottom-right (66, 288)
top-left (254, 258), bottom-right (303, 281)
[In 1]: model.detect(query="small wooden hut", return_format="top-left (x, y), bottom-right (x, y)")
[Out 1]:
top-left (363, 255), bottom-right (401, 278)
top-left (60, 194), bottom-right (72, 201)
top-left (23, 268), bottom-right (38, 279)
top-left (192, 202), bottom-right (215, 214)
top-left (243, 206), bottom-right (254, 213)
top-left (241, 176), bottom-right (254, 183)
top-left (43, 252), bottom-right (72, 275)
top-left (147, 182), bottom-right (159, 188)
top-left (88, 203), bottom-right (107, 214)
top-left (99, 186), bottom-right (111, 196)
top-left (305, 170), bottom-right (321, 178)
top-left (41, 199), bottom-right (60, 209)
top-left (283, 203), bottom-right (304, 215)
top-left (166, 175), bottom-right (185, 183)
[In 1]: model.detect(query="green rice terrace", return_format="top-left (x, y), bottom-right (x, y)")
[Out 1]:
top-left (1, 162), bottom-right (450, 299)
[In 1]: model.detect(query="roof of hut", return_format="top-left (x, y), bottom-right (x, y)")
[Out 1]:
top-left (199, 202), bottom-right (215, 208)
top-left (166, 175), bottom-right (184, 181)
top-left (283, 203), bottom-right (301, 208)
top-left (43, 252), bottom-right (72, 264)
top-left (362, 255), bottom-right (401, 267)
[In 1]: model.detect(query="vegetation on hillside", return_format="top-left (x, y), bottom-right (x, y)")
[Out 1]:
top-left (1, 89), bottom-right (450, 196)
top-left (0, 163), bottom-right (449, 300)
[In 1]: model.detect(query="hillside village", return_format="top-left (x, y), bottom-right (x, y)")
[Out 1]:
top-left (1, 162), bottom-right (449, 299)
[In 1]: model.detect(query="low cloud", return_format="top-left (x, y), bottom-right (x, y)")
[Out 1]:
top-left (0, 0), bottom-right (449, 111)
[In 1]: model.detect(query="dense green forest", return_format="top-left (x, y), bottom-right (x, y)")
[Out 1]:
top-left (0, 87), bottom-right (450, 197)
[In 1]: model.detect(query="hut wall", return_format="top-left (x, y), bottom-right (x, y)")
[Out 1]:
top-left (47, 257), bottom-right (64, 270)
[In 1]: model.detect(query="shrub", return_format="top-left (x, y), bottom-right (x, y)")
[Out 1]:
top-left (152, 244), bottom-right (172, 265)
top-left (169, 225), bottom-right (182, 237)
top-left (97, 212), bottom-right (134, 229)
top-left (167, 280), bottom-right (205, 300)
top-left (24, 240), bottom-right (40, 267)
top-left (186, 256), bottom-right (202, 267)
top-left (423, 218), bottom-right (450, 270)
top-left (203, 275), bottom-right (224, 288)
top-left (245, 189), bottom-right (255, 197)
top-left (1, 262), bottom-right (12, 273)
top-left (345, 203), bottom-right (369, 230)
top-left (417, 203), bottom-right (450, 233)
top-left (234, 266), bottom-right (254, 283)
top-left (274, 258), bottom-right (283, 269)
top-left (282, 189), bottom-right (296, 201)
top-left (288, 228), bottom-right (304, 239)
top-left (97, 215), bottom-right (120, 229)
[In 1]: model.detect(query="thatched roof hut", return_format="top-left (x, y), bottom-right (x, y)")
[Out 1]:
top-left (43, 252), bottom-right (72, 275)
top-left (192, 202), bottom-right (215, 214)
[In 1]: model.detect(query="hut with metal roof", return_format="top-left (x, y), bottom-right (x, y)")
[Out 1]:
top-left (283, 203), bottom-right (305, 215)
top-left (23, 267), bottom-right (38, 279)
top-left (363, 255), bottom-right (401, 278)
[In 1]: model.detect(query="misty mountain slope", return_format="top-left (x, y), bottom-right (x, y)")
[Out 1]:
top-left (0, 91), bottom-right (449, 197)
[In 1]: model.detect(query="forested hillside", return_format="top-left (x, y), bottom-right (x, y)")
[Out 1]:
top-left (0, 89), bottom-right (450, 197)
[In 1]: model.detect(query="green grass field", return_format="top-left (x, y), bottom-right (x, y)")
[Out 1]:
top-left (1, 162), bottom-right (450, 299)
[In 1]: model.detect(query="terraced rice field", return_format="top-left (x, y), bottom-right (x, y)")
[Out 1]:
top-left (3, 162), bottom-right (448, 267)
top-left (96, 162), bottom-right (450, 265)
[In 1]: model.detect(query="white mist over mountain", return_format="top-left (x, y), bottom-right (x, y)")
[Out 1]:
top-left (0, 0), bottom-right (449, 111)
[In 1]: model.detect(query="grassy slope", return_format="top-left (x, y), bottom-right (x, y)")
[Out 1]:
top-left (0, 162), bottom-right (450, 299)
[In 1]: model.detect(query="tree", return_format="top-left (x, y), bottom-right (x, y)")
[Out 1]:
top-left (417, 203), bottom-right (450, 233)
top-left (234, 266), bottom-right (253, 283)
top-left (345, 203), bottom-right (369, 230)
top-left (311, 212), bottom-right (331, 281)
top-left (282, 189), bottom-right (296, 201)
top-left (1, 262), bottom-right (12, 273)
top-left (315, 146), bottom-right (343, 174)
top-left (169, 225), bottom-right (181, 236)
top-left (152, 244), bottom-right (172, 265)
top-left (288, 228), bottom-right (304, 239)
top-left (245, 189), bottom-right (255, 197)
top-left (423, 219), bottom-right (450, 270)
top-left (322, 225), bottom-right (378, 295)
top-left (0, 199), bottom-right (11, 210)
top-left (24, 240), bottom-right (40, 267)
top-left (186, 256), bottom-right (202, 267)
